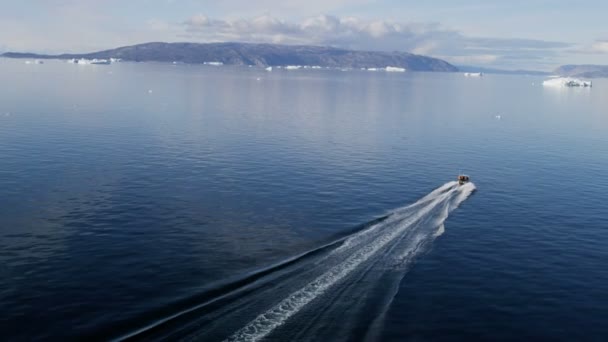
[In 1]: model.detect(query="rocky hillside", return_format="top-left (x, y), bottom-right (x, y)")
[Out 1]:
top-left (554, 65), bottom-right (608, 78)
top-left (2, 42), bottom-right (458, 72)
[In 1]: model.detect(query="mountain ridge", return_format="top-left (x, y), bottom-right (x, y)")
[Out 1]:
top-left (1, 42), bottom-right (458, 72)
top-left (553, 64), bottom-right (608, 78)
top-left (457, 65), bottom-right (550, 76)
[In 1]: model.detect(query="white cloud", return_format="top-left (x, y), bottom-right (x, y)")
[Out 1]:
top-left (180, 14), bottom-right (572, 68)
top-left (589, 40), bottom-right (608, 54)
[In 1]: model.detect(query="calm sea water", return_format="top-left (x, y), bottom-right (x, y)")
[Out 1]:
top-left (1, 59), bottom-right (607, 341)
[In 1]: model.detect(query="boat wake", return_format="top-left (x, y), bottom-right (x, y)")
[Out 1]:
top-left (120, 181), bottom-right (476, 342)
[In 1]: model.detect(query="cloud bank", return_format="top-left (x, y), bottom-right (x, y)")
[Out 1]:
top-left (179, 14), bottom-right (573, 69)
top-left (588, 40), bottom-right (608, 54)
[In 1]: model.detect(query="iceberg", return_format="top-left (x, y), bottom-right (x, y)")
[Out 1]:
top-left (70, 58), bottom-right (93, 65)
top-left (542, 77), bottom-right (592, 88)
top-left (68, 58), bottom-right (111, 65)
top-left (285, 65), bottom-right (302, 70)
top-left (464, 72), bottom-right (483, 77)
top-left (385, 66), bottom-right (406, 72)
top-left (204, 61), bottom-right (223, 66)
top-left (91, 59), bottom-right (111, 65)
top-left (265, 66), bottom-right (273, 71)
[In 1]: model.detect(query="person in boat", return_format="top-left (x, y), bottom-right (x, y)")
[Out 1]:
top-left (458, 175), bottom-right (470, 185)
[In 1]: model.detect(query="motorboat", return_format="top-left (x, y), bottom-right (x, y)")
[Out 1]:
top-left (458, 175), bottom-right (470, 185)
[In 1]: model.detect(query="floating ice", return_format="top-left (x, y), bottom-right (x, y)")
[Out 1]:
top-left (204, 61), bottom-right (223, 66)
top-left (284, 65), bottom-right (302, 70)
top-left (68, 58), bottom-right (109, 65)
top-left (385, 66), bottom-right (406, 72)
top-left (464, 72), bottom-right (483, 77)
top-left (90, 59), bottom-right (110, 65)
top-left (542, 77), bottom-right (592, 87)
top-left (265, 66), bottom-right (273, 71)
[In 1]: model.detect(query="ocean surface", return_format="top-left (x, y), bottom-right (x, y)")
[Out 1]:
top-left (1, 59), bottom-right (607, 341)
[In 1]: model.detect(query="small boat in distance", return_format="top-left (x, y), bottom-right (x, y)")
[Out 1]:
top-left (458, 175), bottom-right (470, 185)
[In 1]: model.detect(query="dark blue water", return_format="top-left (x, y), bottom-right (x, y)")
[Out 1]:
top-left (1, 59), bottom-right (607, 341)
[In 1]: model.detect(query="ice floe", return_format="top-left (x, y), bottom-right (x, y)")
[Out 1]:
top-left (67, 58), bottom-right (112, 65)
top-left (542, 77), bottom-right (592, 88)
top-left (385, 66), bottom-right (406, 72)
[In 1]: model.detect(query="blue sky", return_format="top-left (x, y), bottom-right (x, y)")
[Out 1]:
top-left (1, 0), bottom-right (607, 70)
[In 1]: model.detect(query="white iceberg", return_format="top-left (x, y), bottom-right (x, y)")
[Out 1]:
top-left (265, 66), bottom-right (273, 71)
top-left (385, 66), bottom-right (406, 72)
top-left (542, 77), bottom-right (592, 88)
top-left (464, 72), bottom-right (483, 77)
top-left (204, 61), bottom-right (223, 66)
top-left (72, 58), bottom-right (92, 65)
top-left (285, 65), bottom-right (302, 70)
top-left (91, 59), bottom-right (111, 65)
top-left (367, 68), bottom-right (379, 71)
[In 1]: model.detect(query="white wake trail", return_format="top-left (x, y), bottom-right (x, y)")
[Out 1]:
top-left (225, 182), bottom-right (475, 342)
top-left (328, 181), bottom-right (459, 257)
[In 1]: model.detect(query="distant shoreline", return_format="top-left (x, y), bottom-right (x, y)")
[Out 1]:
top-left (0, 41), bottom-right (458, 72)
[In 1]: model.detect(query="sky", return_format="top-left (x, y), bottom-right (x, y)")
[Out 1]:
top-left (0, 0), bottom-right (607, 70)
